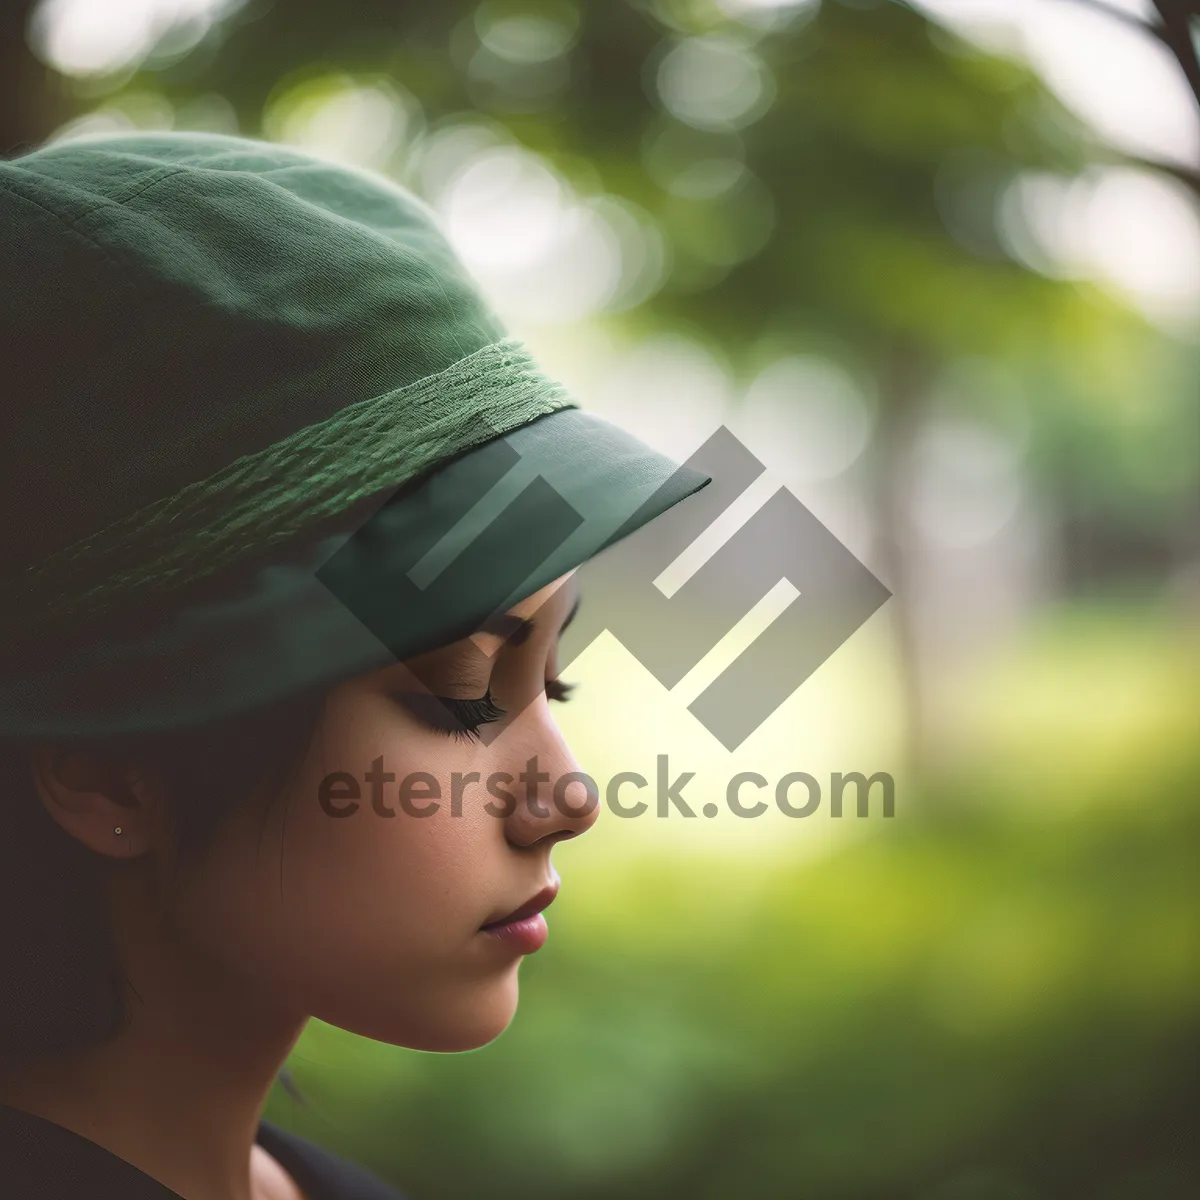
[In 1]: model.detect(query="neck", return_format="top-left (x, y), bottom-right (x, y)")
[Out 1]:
top-left (0, 865), bottom-right (308, 1200)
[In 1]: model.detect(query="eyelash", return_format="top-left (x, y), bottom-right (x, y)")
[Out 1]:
top-left (403, 679), bottom-right (574, 742)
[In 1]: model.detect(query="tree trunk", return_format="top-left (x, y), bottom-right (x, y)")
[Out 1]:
top-left (0, 1), bottom-right (72, 159)
top-left (871, 335), bottom-right (936, 788)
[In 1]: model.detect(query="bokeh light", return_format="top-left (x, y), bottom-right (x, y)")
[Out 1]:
top-left (998, 165), bottom-right (1200, 332)
top-left (908, 416), bottom-right (1027, 549)
top-left (910, 0), bottom-right (1200, 168)
top-left (264, 74), bottom-right (420, 169)
top-left (653, 34), bottom-right (776, 131)
top-left (418, 133), bottom-right (666, 323)
top-left (30, 0), bottom-right (246, 77)
top-left (735, 355), bottom-right (875, 482)
top-left (713, 0), bottom-right (820, 32)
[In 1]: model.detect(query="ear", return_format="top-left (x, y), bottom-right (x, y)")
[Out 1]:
top-left (27, 744), bottom-right (162, 859)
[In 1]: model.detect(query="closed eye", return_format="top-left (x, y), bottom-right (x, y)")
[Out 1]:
top-left (393, 688), bottom-right (506, 742)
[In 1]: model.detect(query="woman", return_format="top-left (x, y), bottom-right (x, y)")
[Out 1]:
top-left (0, 130), bottom-right (710, 1199)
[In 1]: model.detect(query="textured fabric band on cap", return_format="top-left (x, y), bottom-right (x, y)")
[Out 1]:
top-left (3, 338), bottom-right (576, 654)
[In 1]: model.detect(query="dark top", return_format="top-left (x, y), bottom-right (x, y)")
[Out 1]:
top-left (0, 1101), bottom-right (408, 1199)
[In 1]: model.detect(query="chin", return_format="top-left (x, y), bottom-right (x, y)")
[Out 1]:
top-left (403, 1015), bottom-right (515, 1053)
top-left (412, 974), bottom-right (522, 1052)
top-left (321, 971), bottom-right (521, 1053)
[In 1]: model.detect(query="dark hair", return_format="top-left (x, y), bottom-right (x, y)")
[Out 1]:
top-left (0, 686), bottom-right (329, 1070)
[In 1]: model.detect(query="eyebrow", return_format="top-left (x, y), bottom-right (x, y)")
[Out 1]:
top-left (477, 592), bottom-right (581, 646)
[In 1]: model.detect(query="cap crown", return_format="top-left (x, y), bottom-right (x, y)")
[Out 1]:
top-left (0, 132), bottom-right (571, 654)
top-left (1, 131), bottom-right (512, 569)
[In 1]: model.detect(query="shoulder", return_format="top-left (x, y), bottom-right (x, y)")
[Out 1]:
top-left (252, 1143), bottom-right (309, 1200)
top-left (255, 1120), bottom-right (411, 1200)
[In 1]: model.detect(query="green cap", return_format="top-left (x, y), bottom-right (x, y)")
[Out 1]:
top-left (0, 131), bottom-right (710, 737)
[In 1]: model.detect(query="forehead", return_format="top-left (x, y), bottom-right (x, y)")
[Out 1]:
top-left (464, 570), bottom-right (579, 661)
top-left (502, 570), bottom-right (578, 623)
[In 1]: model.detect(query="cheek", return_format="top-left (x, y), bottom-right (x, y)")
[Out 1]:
top-left (163, 700), bottom-right (522, 1049)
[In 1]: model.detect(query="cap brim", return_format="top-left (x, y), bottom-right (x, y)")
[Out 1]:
top-left (0, 409), bottom-right (710, 737)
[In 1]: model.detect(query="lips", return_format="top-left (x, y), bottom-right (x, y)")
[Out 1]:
top-left (480, 882), bottom-right (559, 930)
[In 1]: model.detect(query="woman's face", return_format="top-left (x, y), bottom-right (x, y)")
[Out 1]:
top-left (158, 570), bottom-right (595, 1052)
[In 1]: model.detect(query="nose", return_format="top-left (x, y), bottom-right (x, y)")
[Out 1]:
top-left (500, 716), bottom-right (600, 850)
